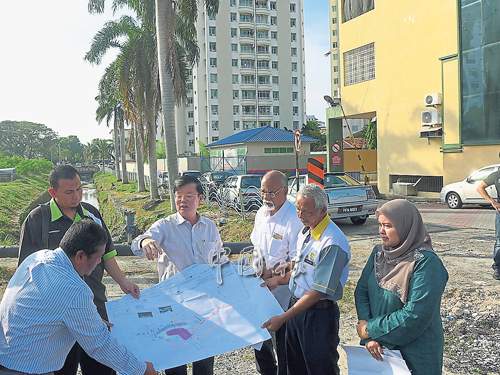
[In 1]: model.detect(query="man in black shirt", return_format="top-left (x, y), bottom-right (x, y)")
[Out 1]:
top-left (476, 159), bottom-right (500, 280)
top-left (19, 164), bottom-right (141, 375)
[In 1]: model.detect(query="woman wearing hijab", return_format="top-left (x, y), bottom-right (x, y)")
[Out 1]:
top-left (354, 199), bottom-right (448, 375)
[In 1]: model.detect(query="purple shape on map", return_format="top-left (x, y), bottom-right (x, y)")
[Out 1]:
top-left (167, 328), bottom-right (192, 340)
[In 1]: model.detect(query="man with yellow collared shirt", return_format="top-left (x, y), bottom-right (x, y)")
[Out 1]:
top-left (261, 184), bottom-right (351, 375)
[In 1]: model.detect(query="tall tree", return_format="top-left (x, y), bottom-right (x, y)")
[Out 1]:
top-left (0, 120), bottom-right (58, 159)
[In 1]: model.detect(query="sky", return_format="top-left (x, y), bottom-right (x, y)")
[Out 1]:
top-left (0, 0), bottom-right (330, 145)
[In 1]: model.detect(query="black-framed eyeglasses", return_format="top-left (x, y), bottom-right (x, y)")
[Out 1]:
top-left (260, 186), bottom-right (285, 198)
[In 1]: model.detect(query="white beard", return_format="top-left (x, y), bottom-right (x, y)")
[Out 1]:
top-left (263, 200), bottom-right (275, 211)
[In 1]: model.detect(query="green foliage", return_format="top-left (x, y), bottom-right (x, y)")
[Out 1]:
top-left (59, 136), bottom-right (85, 164)
top-left (157, 141), bottom-right (166, 159)
top-left (360, 120), bottom-right (377, 150)
top-left (301, 121), bottom-right (326, 152)
top-left (197, 141), bottom-right (210, 156)
top-left (0, 120), bottom-right (59, 160)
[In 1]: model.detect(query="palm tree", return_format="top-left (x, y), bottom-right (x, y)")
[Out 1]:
top-left (90, 138), bottom-right (114, 170)
top-left (85, 10), bottom-right (161, 199)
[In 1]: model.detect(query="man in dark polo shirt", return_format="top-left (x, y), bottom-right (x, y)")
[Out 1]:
top-left (477, 156), bottom-right (500, 280)
top-left (18, 164), bottom-right (141, 375)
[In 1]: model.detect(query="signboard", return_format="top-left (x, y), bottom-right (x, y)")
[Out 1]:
top-left (331, 155), bottom-right (342, 166)
top-left (331, 142), bottom-right (341, 153)
top-left (294, 129), bottom-right (302, 154)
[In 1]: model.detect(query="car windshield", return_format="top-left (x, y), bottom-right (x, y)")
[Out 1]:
top-left (324, 174), bottom-right (360, 188)
top-left (213, 173), bottom-right (231, 181)
top-left (184, 171), bottom-right (200, 178)
top-left (241, 176), bottom-right (261, 189)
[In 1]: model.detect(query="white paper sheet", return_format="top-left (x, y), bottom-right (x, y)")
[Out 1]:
top-left (342, 346), bottom-right (411, 375)
top-left (106, 263), bottom-right (284, 370)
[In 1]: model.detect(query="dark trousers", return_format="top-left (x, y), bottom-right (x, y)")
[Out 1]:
top-left (254, 323), bottom-right (287, 375)
top-left (494, 211), bottom-right (500, 269)
top-left (286, 303), bottom-right (340, 375)
top-left (164, 357), bottom-right (214, 375)
top-left (55, 342), bottom-right (115, 375)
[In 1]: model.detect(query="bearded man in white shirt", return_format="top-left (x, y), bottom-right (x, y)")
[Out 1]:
top-left (131, 175), bottom-right (223, 375)
top-left (251, 170), bottom-right (303, 375)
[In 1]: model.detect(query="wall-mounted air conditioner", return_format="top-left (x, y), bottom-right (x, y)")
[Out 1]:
top-left (421, 109), bottom-right (442, 126)
top-left (424, 93), bottom-right (441, 106)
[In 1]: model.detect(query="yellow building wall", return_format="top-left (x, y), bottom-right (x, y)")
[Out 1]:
top-left (338, 1), bottom-right (459, 194)
top-left (443, 146), bottom-right (500, 185)
top-left (344, 149), bottom-right (377, 172)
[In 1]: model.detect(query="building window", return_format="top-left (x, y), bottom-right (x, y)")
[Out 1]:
top-left (210, 89), bottom-right (218, 99)
top-left (272, 76), bottom-right (279, 84)
top-left (255, 1), bottom-right (267, 8)
top-left (293, 121), bottom-right (299, 129)
top-left (333, 78), bottom-right (339, 84)
top-left (273, 106), bottom-right (279, 115)
top-left (233, 90), bottom-right (239, 99)
top-left (272, 61), bottom-right (278, 69)
top-left (233, 105), bottom-right (239, 115)
top-left (259, 106), bottom-right (271, 115)
top-left (273, 121), bottom-right (280, 128)
top-left (271, 46), bottom-right (278, 54)
top-left (187, 82), bottom-right (193, 90)
top-left (332, 5), bottom-right (337, 12)
top-left (292, 62), bottom-right (297, 71)
top-left (258, 75), bottom-right (270, 84)
top-left (270, 2), bottom-right (276, 10)
top-left (210, 58), bottom-right (217, 67)
top-left (257, 60), bottom-right (270, 69)
top-left (291, 33), bottom-right (296, 42)
top-left (188, 96), bottom-right (193, 104)
top-left (290, 18), bottom-right (296, 27)
top-left (332, 42), bottom-right (338, 48)
top-left (233, 121), bottom-right (240, 130)
top-left (256, 15), bottom-right (268, 24)
top-left (211, 121), bottom-right (219, 131)
top-left (332, 30), bottom-right (338, 36)
top-left (344, 42), bottom-right (375, 86)
top-left (241, 59), bottom-right (255, 68)
top-left (242, 90), bottom-right (256, 99)
top-left (230, 0), bottom-right (236, 5)
top-left (240, 13), bottom-right (253, 22)
top-left (188, 139), bottom-right (195, 146)
top-left (240, 29), bottom-right (254, 38)
top-left (241, 44), bottom-right (254, 53)
top-left (257, 30), bottom-right (269, 39)
top-left (290, 3), bottom-right (296, 12)
top-left (292, 77), bottom-right (298, 84)
top-left (209, 26), bottom-right (216, 36)
top-left (332, 18), bottom-right (337, 24)
top-left (258, 91), bottom-right (270, 99)
top-left (291, 48), bottom-right (297, 57)
top-left (230, 13), bottom-right (236, 22)
top-left (211, 105), bottom-right (218, 115)
top-left (242, 75), bottom-right (255, 84)
top-left (242, 105), bottom-right (256, 114)
top-left (260, 121), bottom-right (271, 127)
top-left (240, 0), bottom-right (252, 5)
top-left (264, 147), bottom-right (294, 153)
top-left (292, 92), bottom-right (298, 101)
top-left (343, 0), bottom-right (374, 22)
top-left (293, 107), bottom-right (298, 116)
top-left (333, 54), bottom-right (338, 60)
top-left (231, 28), bottom-right (237, 37)
top-left (257, 45), bottom-right (269, 54)
top-left (271, 16), bottom-right (277, 25)
top-left (188, 125), bottom-right (194, 133)
top-left (271, 31), bottom-right (277, 39)
top-left (273, 91), bottom-right (279, 100)
top-left (232, 59), bottom-right (238, 67)
top-left (211, 136), bottom-right (219, 142)
top-left (231, 44), bottom-right (238, 52)
top-left (188, 111), bottom-right (194, 118)
top-left (210, 73), bottom-right (217, 83)
top-left (333, 66), bottom-right (339, 72)
top-left (208, 12), bottom-right (216, 20)
top-left (232, 74), bottom-right (239, 84)
top-left (243, 121), bottom-right (256, 130)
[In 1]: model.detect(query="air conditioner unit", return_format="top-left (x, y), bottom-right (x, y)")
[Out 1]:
top-left (424, 93), bottom-right (441, 106)
top-left (421, 109), bottom-right (442, 126)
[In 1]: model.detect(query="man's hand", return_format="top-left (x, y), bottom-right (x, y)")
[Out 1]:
top-left (365, 340), bottom-right (384, 362)
top-left (492, 200), bottom-right (500, 213)
top-left (260, 277), bottom-right (280, 291)
top-left (119, 279), bottom-right (141, 299)
top-left (144, 361), bottom-right (158, 375)
top-left (102, 319), bottom-right (114, 331)
top-left (141, 239), bottom-right (163, 260)
top-left (356, 320), bottom-right (370, 340)
top-left (261, 314), bottom-right (286, 332)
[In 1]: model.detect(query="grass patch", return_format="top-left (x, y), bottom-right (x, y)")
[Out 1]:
top-left (0, 266), bottom-right (16, 297)
top-left (338, 280), bottom-right (357, 316)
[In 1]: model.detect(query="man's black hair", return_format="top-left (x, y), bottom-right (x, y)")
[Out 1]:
top-left (60, 218), bottom-right (107, 258)
top-left (173, 175), bottom-right (203, 195)
top-left (49, 165), bottom-right (80, 190)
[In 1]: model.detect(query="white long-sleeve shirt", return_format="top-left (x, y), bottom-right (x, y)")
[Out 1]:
top-left (0, 249), bottom-right (145, 375)
top-left (131, 212), bottom-right (223, 281)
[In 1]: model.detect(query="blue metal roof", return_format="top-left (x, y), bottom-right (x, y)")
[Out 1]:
top-left (206, 127), bottom-right (318, 147)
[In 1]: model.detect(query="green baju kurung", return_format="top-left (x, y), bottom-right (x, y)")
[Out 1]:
top-left (355, 246), bottom-right (448, 375)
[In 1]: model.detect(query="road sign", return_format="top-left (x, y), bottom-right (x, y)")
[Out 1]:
top-left (331, 155), bottom-right (342, 166)
top-left (331, 142), bottom-right (341, 153)
top-left (294, 129), bottom-right (302, 154)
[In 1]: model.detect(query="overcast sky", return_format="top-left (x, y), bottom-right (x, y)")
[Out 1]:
top-left (0, 0), bottom-right (329, 144)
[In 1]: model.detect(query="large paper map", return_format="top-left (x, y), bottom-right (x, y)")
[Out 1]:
top-left (106, 263), bottom-right (284, 370)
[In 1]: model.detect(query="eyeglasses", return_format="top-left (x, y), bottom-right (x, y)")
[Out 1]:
top-left (260, 186), bottom-right (285, 198)
top-left (174, 194), bottom-right (199, 200)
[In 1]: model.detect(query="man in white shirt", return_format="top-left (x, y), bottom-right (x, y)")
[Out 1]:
top-left (131, 175), bottom-right (223, 375)
top-left (251, 170), bottom-right (303, 375)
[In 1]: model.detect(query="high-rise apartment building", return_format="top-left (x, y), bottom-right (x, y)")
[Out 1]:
top-left (329, 0), bottom-right (340, 98)
top-left (174, 0), bottom-right (307, 155)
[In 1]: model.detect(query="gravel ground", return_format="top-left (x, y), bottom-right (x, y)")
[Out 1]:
top-left (101, 215), bottom-right (500, 374)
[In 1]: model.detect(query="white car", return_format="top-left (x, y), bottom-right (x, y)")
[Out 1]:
top-left (440, 164), bottom-right (500, 209)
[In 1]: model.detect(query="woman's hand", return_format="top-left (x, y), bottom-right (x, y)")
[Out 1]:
top-left (356, 320), bottom-right (370, 340)
top-left (366, 340), bottom-right (384, 361)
